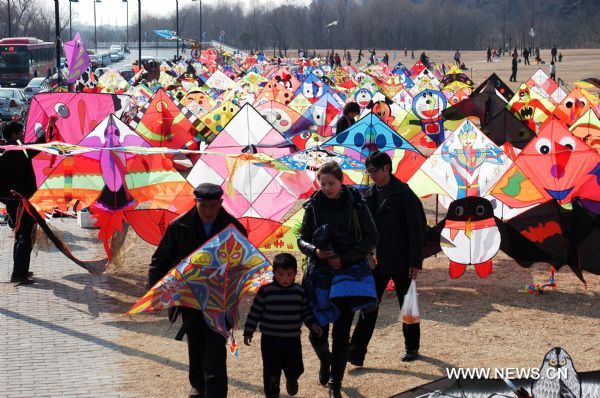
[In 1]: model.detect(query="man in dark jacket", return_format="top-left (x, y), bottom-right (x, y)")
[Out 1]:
top-left (148, 183), bottom-right (246, 398)
top-left (0, 121), bottom-right (50, 285)
top-left (335, 102), bottom-right (360, 134)
top-left (349, 151), bottom-right (424, 364)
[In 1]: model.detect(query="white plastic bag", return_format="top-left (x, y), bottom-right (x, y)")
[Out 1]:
top-left (399, 279), bottom-right (420, 324)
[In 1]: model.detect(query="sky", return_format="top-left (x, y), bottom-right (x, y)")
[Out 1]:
top-left (55, 0), bottom-right (310, 28)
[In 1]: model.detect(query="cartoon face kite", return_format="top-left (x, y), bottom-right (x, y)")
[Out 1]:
top-left (515, 120), bottom-right (600, 204)
top-left (412, 89), bottom-right (447, 147)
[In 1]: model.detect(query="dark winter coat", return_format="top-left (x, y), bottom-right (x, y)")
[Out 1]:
top-left (298, 185), bottom-right (377, 268)
top-left (0, 140), bottom-right (39, 200)
top-left (364, 176), bottom-right (424, 276)
top-left (148, 207), bottom-right (246, 287)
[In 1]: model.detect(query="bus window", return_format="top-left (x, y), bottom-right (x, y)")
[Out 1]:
top-left (0, 47), bottom-right (28, 71)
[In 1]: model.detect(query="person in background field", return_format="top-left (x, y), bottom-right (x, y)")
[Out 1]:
top-left (454, 49), bottom-right (461, 65)
top-left (334, 53), bottom-right (342, 69)
top-left (523, 47), bottom-right (530, 65)
top-left (335, 102), bottom-right (360, 133)
top-left (549, 61), bottom-right (556, 81)
top-left (349, 151), bottom-right (425, 365)
top-left (509, 53), bottom-right (518, 82)
top-left (345, 51), bottom-right (352, 66)
top-left (551, 45), bottom-right (558, 62)
top-left (419, 52), bottom-right (429, 68)
top-left (558, 52), bottom-right (563, 62)
top-left (147, 183), bottom-right (246, 398)
top-left (357, 49), bottom-right (363, 64)
top-left (487, 46), bottom-right (492, 62)
top-left (298, 161), bottom-right (378, 398)
top-left (0, 120), bottom-right (51, 285)
top-left (383, 52), bottom-right (389, 65)
top-left (244, 254), bottom-right (323, 398)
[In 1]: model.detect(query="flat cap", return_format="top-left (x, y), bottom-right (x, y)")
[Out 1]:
top-left (194, 183), bottom-right (223, 200)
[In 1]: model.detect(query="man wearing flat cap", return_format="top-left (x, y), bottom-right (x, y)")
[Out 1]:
top-left (148, 183), bottom-right (246, 398)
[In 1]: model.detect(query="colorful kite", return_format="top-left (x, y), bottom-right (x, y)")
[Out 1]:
top-left (63, 32), bottom-right (91, 84)
top-left (129, 88), bottom-right (203, 149)
top-left (127, 225), bottom-right (271, 340)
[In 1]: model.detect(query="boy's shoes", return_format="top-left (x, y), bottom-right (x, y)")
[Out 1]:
top-left (188, 387), bottom-right (203, 398)
top-left (286, 378), bottom-right (298, 396)
top-left (328, 384), bottom-right (342, 398)
top-left (401, 351), bottom-right (419, 362)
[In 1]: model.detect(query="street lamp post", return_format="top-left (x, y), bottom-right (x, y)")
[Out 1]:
top-left (138, 0), bottom-right (142, 66)
top-left (93, 0), bottom-right (102, 52)
top-left (122, 0), bottom-right (129, 50)
top-left (54, 0), bottom-right (61, 83)
top-left (175, 0), bottom-right (179, 58)
top-left (69, 0), bottom-right (78, 40)
top-left (191, 0), bottom-right (202, 47)
top-left (7, 0), bottom-right (11, 37)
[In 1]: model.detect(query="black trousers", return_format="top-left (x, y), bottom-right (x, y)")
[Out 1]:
top-left (182, 308), bottom-right (227, 398)
top-left (309, 304), bottom-right (355, 387)
top-left (6, 201), bottom-right (35, 279)
top-left (349, 270), bottom-right (420, 360)
top-left (261, 335), bottom-right (304, 397)
top-left (524, 56), bottom-right (530, 65)
top-left (510, 69), bottom-right (517, 82)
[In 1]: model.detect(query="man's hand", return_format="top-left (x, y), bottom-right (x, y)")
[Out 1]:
top-left (243, 335), bottom-right (252, 346)
top-left (327, 256), bottom-right (342, 270)
top-left (409, 267), bottom-right (420, 280)
top-left (311, 324), bottom-right (323, 338)
top-left (315, 248), bottom-right (335, 260)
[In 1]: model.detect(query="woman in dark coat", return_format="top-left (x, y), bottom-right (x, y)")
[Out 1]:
top-left (298, 161), bottom-right (378, 398)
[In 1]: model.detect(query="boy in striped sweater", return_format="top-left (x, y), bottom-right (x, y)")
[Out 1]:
top-left (244, 253), bottom-right (323, 398)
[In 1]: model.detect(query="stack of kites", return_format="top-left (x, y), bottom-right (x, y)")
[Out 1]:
top-left (3, 38), bottom-right (599, 353)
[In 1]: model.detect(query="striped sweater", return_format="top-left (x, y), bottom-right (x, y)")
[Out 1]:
top-left (243, 282), bottom-right (315, 338)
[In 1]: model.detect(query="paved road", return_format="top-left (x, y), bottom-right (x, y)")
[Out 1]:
top-left (0, 219), bottom-right (130, 398)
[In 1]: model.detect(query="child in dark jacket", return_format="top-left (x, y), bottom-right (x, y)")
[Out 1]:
top-left (244, 254), bottom-right (322, 398)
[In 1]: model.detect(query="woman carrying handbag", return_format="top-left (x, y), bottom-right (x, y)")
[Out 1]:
top-left (298, 161), bottom-right (378, 398)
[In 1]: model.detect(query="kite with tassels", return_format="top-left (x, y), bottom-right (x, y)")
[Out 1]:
top-left (127, 225), bottom-right (272, 355)
top-left (28, 114), bottom-right (195, 261)
top-left (187, 154), bottom-right (311, 223)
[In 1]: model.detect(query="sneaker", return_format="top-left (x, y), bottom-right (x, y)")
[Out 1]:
top-left (10, 276), bottom-right (35, 285)
top-left (401, 351), bottom-right (419, 362)
top-left (188, 387), bottom-right (203, 398)
top-left (286, 378), bottom-right (298, 396)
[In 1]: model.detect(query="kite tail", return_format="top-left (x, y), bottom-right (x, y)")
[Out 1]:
top-left (12, 191), bottom-right (109, 274)
top-left (521, 266), bottom-right (558, 294)
top-left (90, 205), bottom-right (135, 261)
